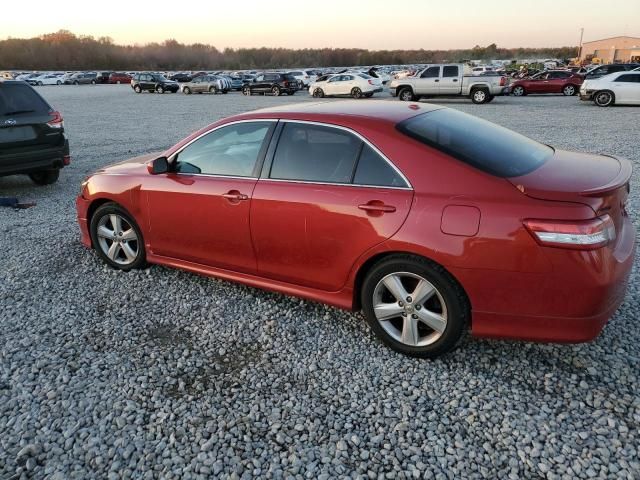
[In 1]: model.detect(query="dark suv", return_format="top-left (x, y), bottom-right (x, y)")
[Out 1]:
top-left (0, 80), bottom-right (70, 185)
top-left (584, 63), bottom-right (640, 80)
top-left (131, 73), bottom-right (179, 93)
top-left (241, 73), bottom-right (298, 96)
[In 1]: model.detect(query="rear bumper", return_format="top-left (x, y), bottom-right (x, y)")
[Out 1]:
top-left (0, 137), bottom-right (70, 176)
top-left (76, 195), bottom-right (92, 248)
top-left (462, 215), bottom-right (636, 343)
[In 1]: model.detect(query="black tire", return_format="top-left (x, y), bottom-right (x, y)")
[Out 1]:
top-left (56, 80), bottom-right (62, 85)
top-left (470, 88), bottom-right (490, 104)
top-left (351, 87), bottom-right (363, 99)
top-left (134, 85), bottom-right (142, 93)
top-left (364, 92), bottom-right (373, 98)
top-left (209, 86), bottom-right (216, 94)
top-left (73, 81), bottom-right (79, 85)
top-left (183, 86), bottom-right (191, 94)
top-left (156, 85), bottom-right (165, 94)
top-left (593, 90), bottom-right (614, 107)
top-left (511, 85), bottom-right (525, 96)
top-left (242, 86), bottom-right (251, 96)
top-left (37, 81), bottom-right (43, 86)
top-left (222, 90), bottom-right (228, 94)
top-left (271, 86), bottom-right (281, 96)
top-left (91, 80), bottom-right (96, 85)
top-left (28, 169), bottom-right (60, 186)
top-left (398, 87), bottom-right (416, 102)
top-left (563, 84), bottom-right (577, 96)
top-left (361, 254), bottom-right (469, 358)
top-left (312, 88), bottom-right (325, 98)
top-left (89, 202), bottom-right (147, 271)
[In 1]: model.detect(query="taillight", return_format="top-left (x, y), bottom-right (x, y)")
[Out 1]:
top-left (48, 110), bottom-right (64, 129)
top-left (524, 215), bottom-right (616, 250)
top-left (368, 80), bottom-right (374, 85)
top-left (499, 76), bottom-right (506, 86)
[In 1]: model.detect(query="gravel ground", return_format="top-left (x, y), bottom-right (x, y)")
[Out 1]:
top-left (1, 85), bottom-right (638, 479)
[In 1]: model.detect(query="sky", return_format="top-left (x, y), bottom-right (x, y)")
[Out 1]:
top-left (1, 0), bottom-right (639, 50)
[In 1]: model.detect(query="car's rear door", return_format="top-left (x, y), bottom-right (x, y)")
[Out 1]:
top-left (250, 121), bottom-right (413, 291)
top-left (439, 65), bottom-right (460, 94)
top-left (144, 120), bottom-right (276, 273)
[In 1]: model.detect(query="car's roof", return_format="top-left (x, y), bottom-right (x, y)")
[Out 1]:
top-left (245, 100), bottom-right (442, 124)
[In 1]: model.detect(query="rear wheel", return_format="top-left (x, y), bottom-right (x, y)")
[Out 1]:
top-left (37, 81), bottom-right (43, 86)
top-left (271, 86), bottom-right (281, 96)
top-left (90, 203), bottom-right (147, 271)
top-left (29, 169), bottom-right (59, 186)
top-left (563, 84), bottom-right (577, 96)
top-left (594, 90), bottom-right (614, 107)
top-left (312, 88), bottom-right (325, 98)
top-left (351, 87), bottom-right (363, 99)
top-left (91, 80), bottom-right (96, 85)
top-left (56, 80), bottom-right (62, 85)
top-left (471, 88), bottom-right (490, 104)
top-left (511, 85), bottom-right (525, 96)
top-left (361, 255), bottom-right (469, 358)
top-left (398, 87), bottom-right (415, 102)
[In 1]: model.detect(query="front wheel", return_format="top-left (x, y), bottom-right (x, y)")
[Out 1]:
top-left (37, 81), bottom-right (43, 86)
top-left (563, 84), bottom-right (577, 96)
top-left (271, 86), bottom-right (281, 96)
top-left (242, 86), bottom-right (251, 96)
top-left (312, 88), bottom-right (324, 98)
top-left (90, 203), bottom-right (147, 271)
top-left (91, 80), bottom-right (96, 85)
top-left (156, 86), bottom-right (165, 94)
top-left (511, 85), bottom-right (525, 96)
top-left (28, 169), bottom-right (59, 185)
top-left (361, 255), bottom-right (469, 358)
top-left (134, 85), bottom-right (142, 93)
top-left (471, 88), bottom-right (490, 104)
top-left (351, 87), bottom-right (363, 99)
top-left (183, 86), bottom-right (191, 94)
top-left (56, 80), bottom-right (62, 85)
top-left (593, 90), bottom-right (614, 107)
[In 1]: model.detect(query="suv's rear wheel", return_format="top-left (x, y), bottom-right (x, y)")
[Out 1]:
top-left (29, 169), bottom-right (60, 186)
top-left (90, 203), bottom-right (147, 271)
top-left (271, 86), bottom-right (281, 96)
top-left (134, 85), bottom-right (142, 93)
top-left (361, 255), bottom-right (469, 358)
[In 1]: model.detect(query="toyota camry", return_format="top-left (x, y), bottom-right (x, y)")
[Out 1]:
top-left (76, 101), bottom-right (635, 358)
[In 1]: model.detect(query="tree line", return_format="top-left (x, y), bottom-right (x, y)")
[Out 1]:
top-left (0, 31), bottom-right (579, 70)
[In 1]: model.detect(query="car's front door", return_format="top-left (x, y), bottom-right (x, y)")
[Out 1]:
top-left (144, 120), bottom-right (276, 273)
top-left (324, 75), bottom-right (344, 95)
top-left (416, 66), bottom-right (441, 95)
top-left (612, 73), bottom-right (640, 104)
top-left (251, 121), bottom-right (414, 291)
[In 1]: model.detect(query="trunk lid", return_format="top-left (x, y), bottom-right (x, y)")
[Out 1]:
top-left (508, 149), bottom-right (631, 234)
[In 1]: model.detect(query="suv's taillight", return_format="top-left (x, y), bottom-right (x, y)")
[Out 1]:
top-left (524, 215), bottom-right (616, 250)
top-left (48, 110), bottom-right (64, 129)
top-left (499, 76), bottom-right (506, 86)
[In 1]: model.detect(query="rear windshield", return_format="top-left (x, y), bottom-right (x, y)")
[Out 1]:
top-left (0, 83), bottom-right (50, 116)
top-left (397, 109), bottom-right (552, 177)
top-left (284, 74), bottom-right (296, 81)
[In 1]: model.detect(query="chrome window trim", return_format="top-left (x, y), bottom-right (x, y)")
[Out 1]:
top-left (275, 119), bottom-right (413, 189)
top-left (168, 118), bottom-right (278, 179)
top-left (259, 178), bottom-right (412, 191)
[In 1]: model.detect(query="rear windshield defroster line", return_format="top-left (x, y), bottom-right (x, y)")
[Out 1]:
top-left (396, 109), bottom-right (553, 178)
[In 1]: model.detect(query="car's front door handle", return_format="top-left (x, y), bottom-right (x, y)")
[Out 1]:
top-left (222, 191), bottom-right (248, 201)
top-left (358, 203), bottom-right (396, 213)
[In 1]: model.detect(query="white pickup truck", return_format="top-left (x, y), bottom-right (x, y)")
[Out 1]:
top-left (388, 64), bottom-right (508, 104)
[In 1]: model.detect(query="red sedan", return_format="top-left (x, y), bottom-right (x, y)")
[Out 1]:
top-left (510, 70), bottom-right (584, 96)
top-left (76, 102), bottom-right (634, 358)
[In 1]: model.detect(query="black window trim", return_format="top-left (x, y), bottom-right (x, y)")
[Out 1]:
top-left (260, 119), bottom-right (412, 190)
top-left (167, 119), bottom-right (278, 180)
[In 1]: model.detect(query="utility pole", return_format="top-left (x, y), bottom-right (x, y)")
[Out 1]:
top-left (577, 28), bottom-right (584, 62)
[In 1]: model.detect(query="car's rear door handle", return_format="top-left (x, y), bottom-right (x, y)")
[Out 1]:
top-left (222, 190), bottom-right (248, 201)
top-left (358, 203), bottom-right (396, 213)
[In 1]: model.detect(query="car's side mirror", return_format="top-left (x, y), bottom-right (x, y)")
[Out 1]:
top-left (148, 156), bottom-right (169, 175)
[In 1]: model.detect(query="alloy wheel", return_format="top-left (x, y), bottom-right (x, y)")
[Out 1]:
top-left (512, 86), bottom-right (524, 96)
top-left (96, 214), bottom-right (139, 266)
top-left (563, 85), bottom-right (575, 96)
top-left (372, 272), bottom-right (448, 347)
top-left (473, 90), bottom-right (487, 102)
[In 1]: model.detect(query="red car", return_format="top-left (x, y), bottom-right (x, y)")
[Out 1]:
top-left (76, 102), bottom-right (634, 358)
top-left (108, 72), bottom-right (132, 84)
top-left (510, 70), bottom-right (584, 96)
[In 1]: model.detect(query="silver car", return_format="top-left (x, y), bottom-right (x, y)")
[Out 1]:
top-left (181, 75), bottom-right (231, 94)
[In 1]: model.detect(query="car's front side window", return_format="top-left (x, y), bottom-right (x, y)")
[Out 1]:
top-left (173, 122), bottom-right (272, 177)
top-left (421, 67), bottom-right (440, 78)
top-left (270, 123), bottom-right (361, 184)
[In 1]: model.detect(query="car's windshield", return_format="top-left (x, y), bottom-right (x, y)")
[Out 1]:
top-left (397, 109), bottom-right (552, 177)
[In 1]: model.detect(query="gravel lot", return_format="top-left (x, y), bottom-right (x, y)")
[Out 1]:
top-left (1, 85), bottom-right (638, 479)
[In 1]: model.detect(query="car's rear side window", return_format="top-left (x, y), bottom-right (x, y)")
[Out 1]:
top-left (353, 145), bottom-right (407, 188)
top-left (270, 123), bottom-right (361, 184)
top-left (0, 83), bottom-right (50, 115)
top-left (397, 109), bottom-right (552, 177)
